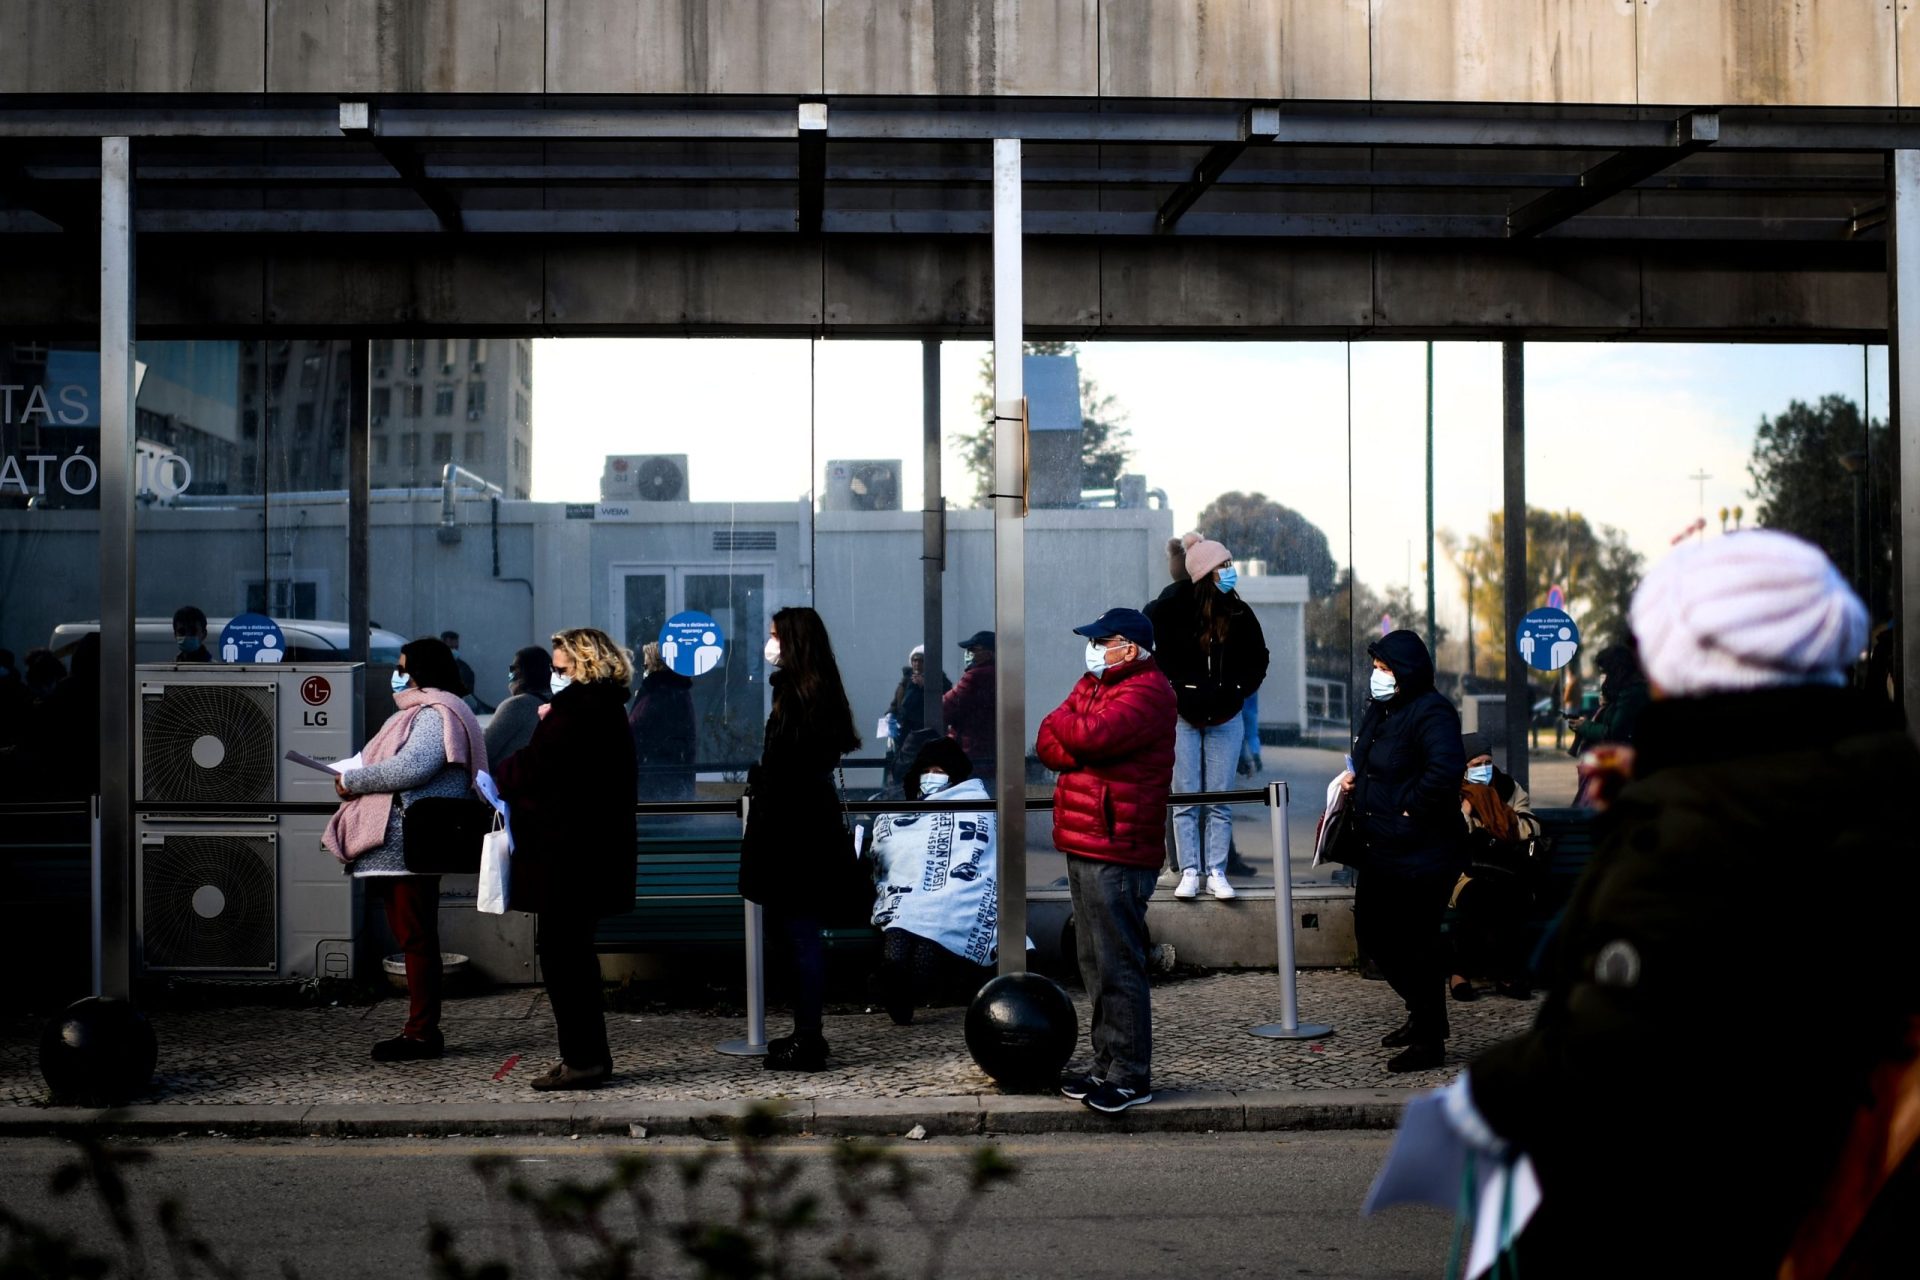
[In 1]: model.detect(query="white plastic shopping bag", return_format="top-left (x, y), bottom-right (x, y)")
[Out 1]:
top-left (477, 811), bottom-right (511, 915)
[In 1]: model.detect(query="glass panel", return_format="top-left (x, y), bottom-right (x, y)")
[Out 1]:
top-left (683, 571), bottom-right (768, 768)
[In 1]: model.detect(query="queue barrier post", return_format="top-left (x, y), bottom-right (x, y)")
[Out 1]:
top-left (1250, 779), bottom-right (1334, 1041)
top-left (715, 795), bottom-right (768, 1057)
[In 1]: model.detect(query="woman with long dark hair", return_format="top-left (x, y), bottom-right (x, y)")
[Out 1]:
top-left (740, 605), bottom-right (861, 1071)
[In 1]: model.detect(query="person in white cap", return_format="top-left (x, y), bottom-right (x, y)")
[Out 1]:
top-left (1396, 531), bottom-right (1918, 1275)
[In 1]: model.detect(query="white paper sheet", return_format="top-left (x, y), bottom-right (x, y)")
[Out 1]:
top-left (285, 749), bottom-right (361, 775)
top-left (1466, 1154), bottom-right (1542, 1278)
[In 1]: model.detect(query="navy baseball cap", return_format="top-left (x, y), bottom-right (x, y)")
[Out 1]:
top-left (1073, 608), bottom-right (1155, 652)
top-left (959, 630), bottom-right (996, 650)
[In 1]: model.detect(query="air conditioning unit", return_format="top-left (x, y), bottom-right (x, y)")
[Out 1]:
top-left (135, 664), bottom-right (364, 978)
top-left (466, 409), bottom-right (481, 421)
top-left (602, 454), bottom-right (688, 503)
top-left (821, 459), bottom-right (902, 512)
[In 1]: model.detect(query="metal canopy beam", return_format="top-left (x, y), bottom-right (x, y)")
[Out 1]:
top-left (1507, 111), bottom-right (1719, 239)
top-left (341, 103), bottom-right (463, 232)
top-left (1155, 140), bottom-right (1247, 234)
top-left (0, 100), bottom-right (1915, 152)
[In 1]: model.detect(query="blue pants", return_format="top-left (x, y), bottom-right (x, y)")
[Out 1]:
top-left (1172, 717), bottom-right (1245, 876)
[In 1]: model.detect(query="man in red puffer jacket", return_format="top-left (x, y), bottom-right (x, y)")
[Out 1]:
top-left (1036, 607), bottom-right (1177, 1115)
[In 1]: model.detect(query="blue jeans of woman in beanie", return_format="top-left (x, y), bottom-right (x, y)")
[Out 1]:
top-left (1172, 717), bottom-right (1245, 876)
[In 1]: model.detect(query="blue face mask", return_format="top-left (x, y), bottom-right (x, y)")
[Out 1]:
top-left (1466, 764), bottom-right (1494, 786)
top-left (918, 773), bottom-right (949, 799)
top-left (390, 669), bottom-right (411, 693)
top-left (1216, 566), bottom-right (1238, 593)
top-left (1369, 669), bottom-right (1397, 701)
top-left (177, 635), bottom-right (203, 654)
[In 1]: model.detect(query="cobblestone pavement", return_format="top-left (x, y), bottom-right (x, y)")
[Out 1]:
top-left (1, 971), bottom-right (1535, 1108)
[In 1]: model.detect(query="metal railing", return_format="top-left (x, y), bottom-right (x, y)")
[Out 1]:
top-left (6, 781), bottom-right (1337, 1052)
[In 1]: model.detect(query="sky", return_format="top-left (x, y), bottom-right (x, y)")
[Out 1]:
top-left (533, 337), bottom-right (1887, 638)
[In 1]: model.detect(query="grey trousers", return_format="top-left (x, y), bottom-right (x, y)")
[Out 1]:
top-left (1067, 856), bottom-right (1157, 1092)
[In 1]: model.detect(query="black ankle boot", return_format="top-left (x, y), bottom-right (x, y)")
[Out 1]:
top-left (764, 1031), bottom-right (829, 1072)
top-left (1387, 1042), bottom-right (1446, 1073)
top-left (1381, 1019), bottom-right (1416, 1048)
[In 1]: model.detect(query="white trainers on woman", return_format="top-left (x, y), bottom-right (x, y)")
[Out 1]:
top-left (1173, 869), bottom-right (1200, 899)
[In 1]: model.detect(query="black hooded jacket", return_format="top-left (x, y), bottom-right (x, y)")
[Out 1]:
top-left (1152, 580), bottom-right (1271, 727)
top-left (1349, 630), bottom-right (1465, 877)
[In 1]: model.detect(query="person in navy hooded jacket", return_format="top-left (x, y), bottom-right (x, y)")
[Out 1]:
top-left (1338, 629), bottom-right (1465, 1073)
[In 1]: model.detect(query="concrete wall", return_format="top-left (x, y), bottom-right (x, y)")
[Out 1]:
top-left (1236, 573), bottom-right (1309, 737)
top-left (0, 237), bottom-right (1886, 339)
top-left (0, 1), bottom-right (1905, 105)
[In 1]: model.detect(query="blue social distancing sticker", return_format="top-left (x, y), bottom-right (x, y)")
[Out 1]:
top-left (1516, 608), bottom-right (1580, 673)
top-left (219, 612), bottom-right (287, 664)
top-left (659, 611), bottom-right (726, 677)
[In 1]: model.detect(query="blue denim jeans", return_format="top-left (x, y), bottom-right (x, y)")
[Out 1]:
top-left (1067, 857), bottom-right (1156, 1092)
top-left (1172, 716), bottom-right (1245, 876)
top-left (1237, 695), bottom-right (1262, 769)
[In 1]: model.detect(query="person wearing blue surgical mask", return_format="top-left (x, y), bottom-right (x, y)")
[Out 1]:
top-left (172, 604), bottom-right (213, 663)
top-left (1152, 538), bottom-right (1269, 902)
top-left (1337, 629), bottom-right (1465, 1073)
top-left (1449, 731), bottom-right (1542, 1004)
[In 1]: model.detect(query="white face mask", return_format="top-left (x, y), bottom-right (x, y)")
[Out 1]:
top-left (549, 672), bottom-right (573, 694)
top-left (1466, 764), bottom-right (1494, 786)
top-left (1369, 668), bottom-right (1397, 701)
top-left (918, 772), bottom-right (949, 798)
top-left (1085, 640), bottom-right (1116, 677)
top-left (763, 636), bottom-right (782, 667)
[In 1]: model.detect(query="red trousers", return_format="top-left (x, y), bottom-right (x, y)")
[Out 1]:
top-left (373, 875), bottom-right (442, 1039)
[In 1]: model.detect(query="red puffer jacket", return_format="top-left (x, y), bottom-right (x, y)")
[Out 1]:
top-left (1036, 656), bottom-right (1178, 868)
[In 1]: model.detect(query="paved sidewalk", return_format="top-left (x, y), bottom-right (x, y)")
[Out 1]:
top-left (1, 970), bottom-right (1535, 1135)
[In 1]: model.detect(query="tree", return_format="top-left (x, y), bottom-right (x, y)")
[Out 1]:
top-left (1192, 491), bottom-right (1339, 596)
top-left (1748, 393), bottom-right (1893, 621)
top-left (1446, 507), bottom-right (1642, 683)
top-left (1305, 568), bottom-right (1437, 699)
top-left (960, 341), bottom-right (1133, 505)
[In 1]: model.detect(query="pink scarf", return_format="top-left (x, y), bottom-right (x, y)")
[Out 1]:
top-left (323, 688), bottom-right (488, 864)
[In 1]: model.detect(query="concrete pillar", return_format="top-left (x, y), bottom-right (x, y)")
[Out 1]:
top-left (97, 137), bottom-right (136, 1000)
top-left (922, 339), bottom-right (945, 736)
top-left (992, 138), bottom-right (1027, 975)
top-left (1889, 152), bottom-right (1920, 727)
top-left (1502, 339), bottom-right (1530, 787)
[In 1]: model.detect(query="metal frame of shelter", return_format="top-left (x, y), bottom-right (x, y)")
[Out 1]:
top-left (7, 94), bottom-right (1917, 998)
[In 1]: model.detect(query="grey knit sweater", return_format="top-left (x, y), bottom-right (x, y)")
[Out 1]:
top-left (342, 706), bottom-right (474, 877)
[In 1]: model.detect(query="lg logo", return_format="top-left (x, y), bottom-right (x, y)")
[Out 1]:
top-left (301, 675), bottom-right (331, 727)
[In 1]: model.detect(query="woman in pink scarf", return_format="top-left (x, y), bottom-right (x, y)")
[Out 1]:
top-left (324, 637), bottom-right (486, 1062)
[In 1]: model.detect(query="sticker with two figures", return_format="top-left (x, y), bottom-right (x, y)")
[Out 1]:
top-left (219, 612), bottom-right (287, 664)
top-left (659, 611), bottom-right (726, 677)
top-left (1516, 608), bottom-right (1580, 672)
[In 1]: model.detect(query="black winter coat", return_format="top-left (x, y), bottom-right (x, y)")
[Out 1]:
top-left (1151, 581), bottom-right (1270, 727)
top-left (739, 672), bottom-right (853, 916)
top-left (494, 681), bottom-right (639, 917)
top-left (1470, 687), bottom-right (1920, 1276)
top-left (1349, 630), bottom-right (1464, 878)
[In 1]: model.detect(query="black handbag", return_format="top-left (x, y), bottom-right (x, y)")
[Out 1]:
top-left (401, 796), bottom-right (496, 874)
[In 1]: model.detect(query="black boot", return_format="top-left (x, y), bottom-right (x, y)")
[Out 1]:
top-left (764, 1031), bottom-right (829, 1072)
top-left (371, 1031), bottom-right (444, 1062)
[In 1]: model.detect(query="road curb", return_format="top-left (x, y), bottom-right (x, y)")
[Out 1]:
top-left (0, 1090), bottom-right (1409, 1140)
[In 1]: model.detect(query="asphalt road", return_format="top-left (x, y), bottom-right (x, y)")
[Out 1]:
top-left (0, 1131), bottom-right (1449, 1279)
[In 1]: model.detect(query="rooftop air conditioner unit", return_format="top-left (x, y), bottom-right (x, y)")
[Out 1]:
top-left (602, 454), bottom-right (688, 503)
top-left (134, 664), bottom-right (364, 978)
top-left (821, 459), bottom-right (902, 512)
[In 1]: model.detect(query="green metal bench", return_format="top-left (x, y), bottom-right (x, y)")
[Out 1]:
top-left (595, 835), bottom-right (879, 955)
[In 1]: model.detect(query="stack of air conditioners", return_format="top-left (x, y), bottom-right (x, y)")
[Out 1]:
top-left (134, 664), bottom-right (365, 980)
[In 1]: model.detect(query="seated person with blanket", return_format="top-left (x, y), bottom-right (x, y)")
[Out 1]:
top-left (868, 738), bottom-right (1003, 1024)
top-left (1449, 731), bottom-right (1543, 1002)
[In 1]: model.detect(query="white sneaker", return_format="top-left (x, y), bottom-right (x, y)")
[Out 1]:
top-left (1207, 873), bottom-right (1237, 901)
top-left (1173, 869), bottom-right (1201, 899)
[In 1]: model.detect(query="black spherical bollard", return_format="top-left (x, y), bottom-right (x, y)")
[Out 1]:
top-left (964, 972), bottom-right (1078, 1093)
top-left (39, 997), bottom-right (158, 1106)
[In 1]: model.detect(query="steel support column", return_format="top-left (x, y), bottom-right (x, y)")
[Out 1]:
top-left (991, 139), bottom-right (1027, 976)
top-left (1889, 153), bottom-right (1920, 726)
top-left (1502, 340), bottom-right (1530, 788)
top-left (348, 341), bottom-right (371, 665)
top-left (97, 136), bottom-right (135, 1000)
top-left (922, 339), bottom-right (945, 736)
